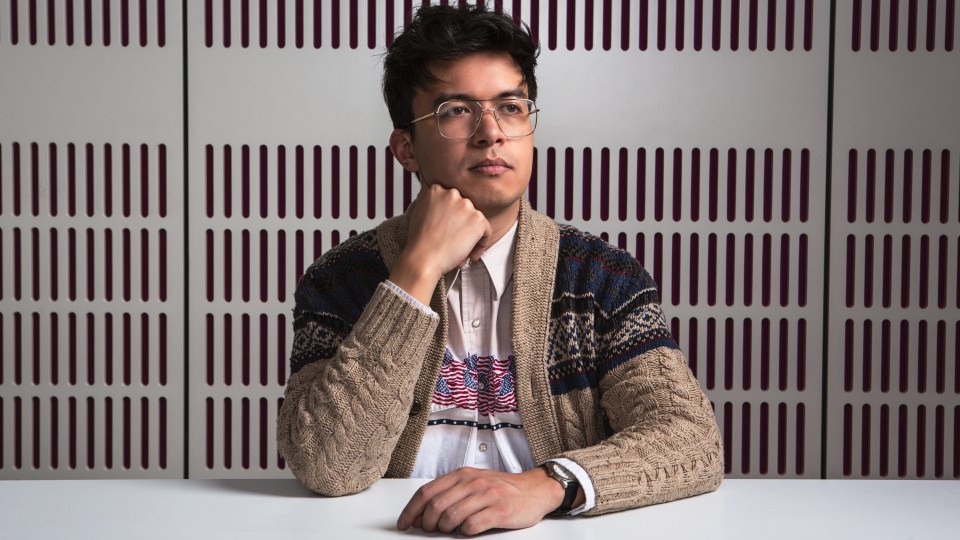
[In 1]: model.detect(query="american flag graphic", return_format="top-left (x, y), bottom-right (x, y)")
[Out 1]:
top-left (433, 349), bottom-right (518, 416)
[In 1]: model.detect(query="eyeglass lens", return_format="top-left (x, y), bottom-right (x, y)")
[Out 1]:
top-left (436, 99), bottom-right (538, 139)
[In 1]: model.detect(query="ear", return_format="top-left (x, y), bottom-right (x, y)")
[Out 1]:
top-left (389, 129), bottom-right (419, 173)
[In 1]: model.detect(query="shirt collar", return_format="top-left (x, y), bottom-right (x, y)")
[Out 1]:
top-left (444, 218), bottom-right (519, 300)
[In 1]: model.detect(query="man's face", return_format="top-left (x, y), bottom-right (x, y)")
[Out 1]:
top-left (404, 51), bottom-right (535, 220)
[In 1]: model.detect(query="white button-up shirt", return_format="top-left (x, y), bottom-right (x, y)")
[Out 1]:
top-left (387, 220), bottom-right (595, 514)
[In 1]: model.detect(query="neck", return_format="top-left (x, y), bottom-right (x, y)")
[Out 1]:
top-left (482, 200), bottom-right (522, 245)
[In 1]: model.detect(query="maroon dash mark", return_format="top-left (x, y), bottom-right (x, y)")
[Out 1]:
top-left (259, 399), bottom-right (269, 469)
top-left (259, 0), bottom-right (267, 47)
top-left (638, 0), bottom-right (648, 49)
top-left (103, 313), bottom-right (115, 386)
top-left (140, 397), bottom-right (150, 469)
top-left (366, 0), bottom-right (375, 49)
top-left (241, 398), bottom-right (250, 469)
top-left (46, 0), bottom-right (57, 44)
top-left (104, 0), bottom-right (114, 46)
top-left (617, 148), bottom-right (628, 220)
top-left (656, 0), bottom-right (666, 50)
top-left (259, 230), bottom-right (269, 302)
top-left (332, 0), bottom-right (340, 47)
top-left (636, 148), bottom-right (646, 220)
top-left (705, 320), bottom-right (717, 390)
top-left (919, 321), bottom-right (929, 393)
top-left (882, 149), bottom-right (894, 222)
top-left (68, 397), bottom-right (77, 469)
top-left (897, 405), bottom-right (910, 477)
top-left (219, 0), bottom-right (232, 46)
top-left (899, 320), bottom-right (912, 393)
top-left (545, 147), bottom-right (556, 218)
top-left (259, 145), bottom-right (268, 218)
top-left (241, 230), bottom-right (251, 301)
top-left (331, 146), bottom-right (341, 218)
top-left (294, 231), bottom-right (305, 284)
top-left (921, 149), bottom-right (931, 223)
top-left (720, 402), bottom-right (731, 474)
top-left (776, 318), bottom-right (788, 391)
top-left (706, 233), bottom-right (717, 305)
top-left (582, 148), bottom-right (592, 221)
top-left (653, 148), bottom-right (664, 221)
top-left (938, 150), bottom-right (950, 223)
top-left (13, 229), bottom-right (22, 301)
top-left (206, 146), bottom-right (216, 217)
top-left (205, 398), bottom-right (214, 469)
top-left (687, 318), bottom-right (698, 376)
top-left (26, 0), bottom-right (37, 45)
top-left (293, 146), bottom-right (304, 218)
top-left (653, 233), bottom-right (663, 297)
top-left (83, 0), bottom-right (93, 46)
top-left (842, 403), bottom-right (854, 475)
top-left (690, 234), bottom-right (700, 305)
top-left (30, 143), bottom-right (39, 217)
top-left (671, 233), bottom-right (681, 305)
top-left (122, 313), bottom-right (132, 386)
top-left (730, 0), bottom-right (741, 50)
top-left (744, 149), bottom-right (755, 222)
top-left (925, 0), bottom-right (937, 51)
top-left (767, 0), bottom-right (777, 51)
top-left (349, 145), bottom-right (358, 219)
top-left (240, 145), bottom-right (251, 218)
top-left (122, 397), bottom-right (132, 469)
top-left (314, 0), bottom-right (322, 47)
top-left (672, 148), bottom-right (682, 221)
top-left (259, 314), bottom-right (269, 386)
top-left (933, 405), bottom-right (944, 476)
top-left (600, 0), bottom-right (612, 50)
top-left (278, 0), bottom-right (287, 48)
top-left (141, 229), bottom-right (150, 301)
top-left (158, 314), bottom-right (167, 385)
top-left (204, 230), bottom-right (213, 302)
top-left (205, 314), bottom-right (214, 385)
top-left (50, 229), bottom-right (58, 301)
top-left (158, 0), bottom-right (166, 46)
top-left (383, 147), bottom-right (394, 217)
top-left (242, 314), bottom-right (251, 385)
top-left (675, 0), bottom-right (685, 50)
top-left (779, 234), bottom-right (790, 306)
top-left (13, 143), bottom-right (22, 217)
top-left (725, 234), bottom-right (735, 307)
top-left (103, 229), bottom-right (114, 301)
top-left (599, 148), bottom-right (610, 221)
top-left (140, 144), bottom-right (149, 217)
top-left (938, 236), bottom-right (948, 308)
top-left (844, 234), bottom-right (856, 307)
top-left (47, 143), bottom-right (59, 216)
top-left (782, 149), bottom-right (792, 221)
top-left (726, 149), bottom-right (737, 221)
top-left (31, 228), bottom-right (39, 301)
top-left (222, 314), bottom-right (233, 385)
top-left (277, 230), bottom-right (286, 302)
top-left (747, 0), bottom-right (758, 50)
top-left (31, 397), bottom-right (41, 469)
top-left (528, 147), bottom-right (538, 211)
top-left (947, 0), bottom-right (956, 50)
top-left (693, 0), bottom-right (703, 50)
top-left (690, 148), bottom-right (701, 221)
top-left (158, 397), bottom-right (167, 469)
top-left (138, 0), bottom-right (147, 46)
top-left (277, 314), bottom-right (287, 385)
top-left (740, 402), bottom-right (751, 473)
top-left (887, 0), bottom-right (901, 50)
top-left (710, 0), bottom-right (722, 51)
top-left (205, 0), bottom-right (213, 46)
top-left (67, 144), bottom-right (77, 216)
top-left (903, 149), bottom-right (914, 223)
top-left (708, 148), bottom-right (718, 221)
top-left (241, 0), bottom-right (250, 47)
top-left (547, 0), bottom-right (557, 50)
top-left (366, 146), bottom-right (376, 219)
top-left (743, 234), bottom-right (754, 305)
top-left (313, 146), bottom-right (323, 218)
top-left (759, 233), bottom-right (772, 306)
top-left (348, 0), bottom-right (358, 49)
top-left (31, 313), bottom-right (40, 385)
top-left (277, 146), bottom-right (287, 218)
top-left (564, 148), bottom-right (574, 221)
top-left (620, 0), bottom-right (630, 50)
top-left (757, 319), bottom-right (769, 391)
top-left (758, 402), bottom-right (769, 474)
top-left (85, 228), bottom-right (97, 301)
top-left (852, 0), bottom-right (863, 50)
top-left (870, 0), bottom-right (880, 51)
top-left (14, 397), bottom-right (22, 469)
top-left (723, 319), bottom-right (732, 390)
top-left (122, 143), bottom-right (132, 217)
top-left (121, 0), bottom-right (131, 46)
top-left (919, 235), bottom-right (930, 308)
top-left (744, 319), bottom-right (752, 390)
top-left (907, 0), bottom-right (918, 50)
top-left (785, 0), bottom-right (796, 50)
top-left (935, 323), bottom-right (946, 393)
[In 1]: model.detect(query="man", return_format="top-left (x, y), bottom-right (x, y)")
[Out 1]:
top-left (277, 4), bottom-right (722, 536)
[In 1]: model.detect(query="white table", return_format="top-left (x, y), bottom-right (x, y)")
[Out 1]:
top-left (1, 478), bottom-right (958, 539)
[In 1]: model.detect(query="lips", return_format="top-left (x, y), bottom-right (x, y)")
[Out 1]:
top-left (469, 158), bottom-right (512, 175)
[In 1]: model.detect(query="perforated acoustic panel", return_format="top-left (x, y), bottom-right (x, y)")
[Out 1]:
top-left (827, 0), bottom-right (959, 479)
top-left (3, 1), bottom-right (957, 482)
top-left (0, 0), bottom-right (184, 478)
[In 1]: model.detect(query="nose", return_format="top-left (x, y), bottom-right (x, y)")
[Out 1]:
top-left (471, 107), bottom-right (506, 146)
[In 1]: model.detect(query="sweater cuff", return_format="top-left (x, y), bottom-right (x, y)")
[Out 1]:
top-left (383, 279), bottom-right (438, 317)
top-left (349, 282), bottom-right (440, 359)
top-left (547, 458), bottom-right (596, 515)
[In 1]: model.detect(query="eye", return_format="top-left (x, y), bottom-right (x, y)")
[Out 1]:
top-left (497, 102), bottom-right (524, 115)
top-left (438, 102), bottom-right (474, 118)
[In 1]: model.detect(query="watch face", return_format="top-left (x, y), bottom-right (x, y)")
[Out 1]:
top-left (548, 462), bottom-right (574, 482)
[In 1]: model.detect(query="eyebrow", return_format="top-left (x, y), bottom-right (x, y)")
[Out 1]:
top-left (432, 88), bottom-right (529, 107)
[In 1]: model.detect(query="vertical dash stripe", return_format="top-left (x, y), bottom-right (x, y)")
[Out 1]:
top-left (748, 0), bottom-right (758, 50)
top-left (845, 235), bottom-right (855, 307)
top-left (314, 0), bottom-right (322, 47)
top-left (762, 233), bottom-right (771, 306)
top-left (259, 0), bottom-right (267, 47)
top-left (89, 228), bottom-right (97, 301)
top-left (707, 233), bottom-right (717, 305)
top-left (548, 0), bottom-right (557, 50)
top-left (141, 229), bottom-right (149, 301)
top-left (853, 0), bottom-right (863, 50)
top-left (102, 0), bottom-right (111, 46)
top-left (782, 149), bottom-right (791, 221)
top-left (206, 145), bottom-right (214, 217)
top-left (49, 143), bottom-right (58, 216)
top-left (946, 0), bottom-right (956, 50)
top-left (731, 0), bottom-right (741, 51)
top-left (122, 143), bottom-right (131, 217)
top-left (636, 148), bottom-right (645, 221)
top-left (745, 149), bottom-right (755, 222)
top-left (693, 0), bottom-right (703, 51)
top-left (204, 0), bottom-right (212, 46)
top-left (939, 150), bottom-right (950, 223)
top-left (919, 235), bottom-right (930, 308)
top-left (332, 0), bottom-right (340, 48)
top-left (798, 234), bottom-right (808, 306)
top-left (708, 148), bottom-right (718, 222)
top-left (569, 0), bottom-right (578, 51)
top-left (294, 0), bottom-right (303, 48)
top-left (671, 233), bottom-right (681, 305)
top-left (657, 0), bottom-right (666, 50)
top-left (925, 0), bottom-right (936, 51)
top-left (759, 402), bottom-right (768, 474)
top-left (29, 143), bottom-right (38, 217)
top-left (260, 398), bottom-right (269, 469)
top-left (224, 314), bottom-right (233, 385)
top-left (241, 0), bottom-right (250, 47)
top-left (726, 149), bottom-right (736, 221)
top-left (138, 0), bottom-right (147, 46)
top-left (278, 230), bottom-right (286, 302)
top-left (367, 0), bottom-right (375, 49)
top-left (901, 236), bottom-right (911, 307)
top-left (348, 146), bottom-right (358, 219)
top-left (278, 314), bottom-right (287, 385)
top-left (884, 149), bottom-right (894, 222)
top-left (690, 233), bottom-right (700, 305)
top-left (242, 315), bottom-right (251, 385)
top-left (743, 234), bottom-right (753, 306)
top-left (785, 0), bottom-right (795, 51)
top-left (295, 146), bottom-right (304, 218)
top-left (743, 319), bottom-right (752, 391)
top-left (223, 145), bottom-right (233, 218)
top-left (870, 0), bottom-right (880, 51)
top-left (205, 398), bottom-right (213, 468)
top-left (691, 148), bottom-right (701, 221)
top-left (242, 398), bottom-right (250, 469)
top-left (141, 398), bottom-right (149, 469)
top-left (766, 0), bottom-right (776, 50)
top-left (761, 320), bottom-right (770, 390)
top-left (843, 404), bottom-right (853, 475)
top-left (741, 402), bottom-right (751, 473)
top-left (918, 321), bottom-right (929, 393)
top-left (675, 0), bottom-right (684, 50)
top-left (278, 0), bottom-right (287, 48)
top-left (50, 229), bottom-right (59, 300)
top-left (31, 313), bottom-right (40, 385)
top-left (331, 146), bottom-right (340, 219)
top-left (259, 145), bottom-right (268, 218)
top-left (797, 319), bottom-right (806, 390)
top-left (778, 318), bottom-right (789, 391)
top-left (908, 0), bottom-right (918, 50)
top-left (67, 0), bottom-right (76, 45)
top-left (763, 148), bottom-right (773, 222)
top-left (723, 318), bottom-right (733, 390)
top-left (259, 314), bottom-right (268, 386)
top-left (653, 233), bottom-right (663, 297)
top-left (861, 404), bottom-right (872, 475)
top-left (224, 398), bottom-right (233, 469)
top-left (348, 0), bottom-right (357, 49)
top-left (122, 397), bottom-right (131, 469)
top-left (725, 234), bottom-right (735, 306)
top-left (638, 0), bottom-right (648, 50)
top-left (722, 401), bottom-right (731, 472)
top-left (159, 397), bottom-right (167, 468)
top-left (313, 146), bottom-right (322, 218)
top-left (688, 318), bottom-right (698, 377)
top-left (564, 148), bottom-right (574, 221)
top-left (121, 0), bottom-right (130, 46)
top-left (242, 230), bottom-right (250, 300)
top-left (68, 144), bottom-right (77, 216)
top-left (31, 228), bottom-right (39, 301)
top-left (224, 0), bottom-right (232, 47)
top-left (706, 318), bottom-right (716, 389)
top-left (890, 0), bottom-right (900, 50)
top-left (259, 230), bottom-right (268, 302)
top-left (278, 146), bottom-right (287, 219)
top-left (937, 235), bottom-right (947, 308)
top-left (934, 405), bottom-right (944, 477)
top-left (921, 149), bottom-right (931, 223)
top-left (582, 148), bottom-right (592, 221)
top-left (599, 148), bottom-right (609, 221)
top-left (672, 148), bottom-right (682, 221)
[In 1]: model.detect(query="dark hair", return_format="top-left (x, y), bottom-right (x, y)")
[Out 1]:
top-left (382, 3), bottom-right (540, 130)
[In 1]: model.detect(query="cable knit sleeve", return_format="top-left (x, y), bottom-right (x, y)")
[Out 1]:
top-left (275, 227), bottom-right (440, 496)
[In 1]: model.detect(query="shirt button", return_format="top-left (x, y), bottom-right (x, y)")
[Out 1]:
top-left (478, 381), bottom-right (485, 391)
top-left (471, 319), bottom-right (481, 328)
top-left (479, 443), bottom-right (488, 452)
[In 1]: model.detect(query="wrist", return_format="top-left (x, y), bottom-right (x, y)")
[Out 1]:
top-left (388, 252), bottom-right (442, 306)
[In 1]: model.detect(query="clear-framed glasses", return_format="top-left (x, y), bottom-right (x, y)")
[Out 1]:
top-left (406, 98), bottom-right (540, 139)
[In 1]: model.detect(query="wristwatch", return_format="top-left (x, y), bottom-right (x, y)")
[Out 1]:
top-left (542, 461), bottom-right (579, 515)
